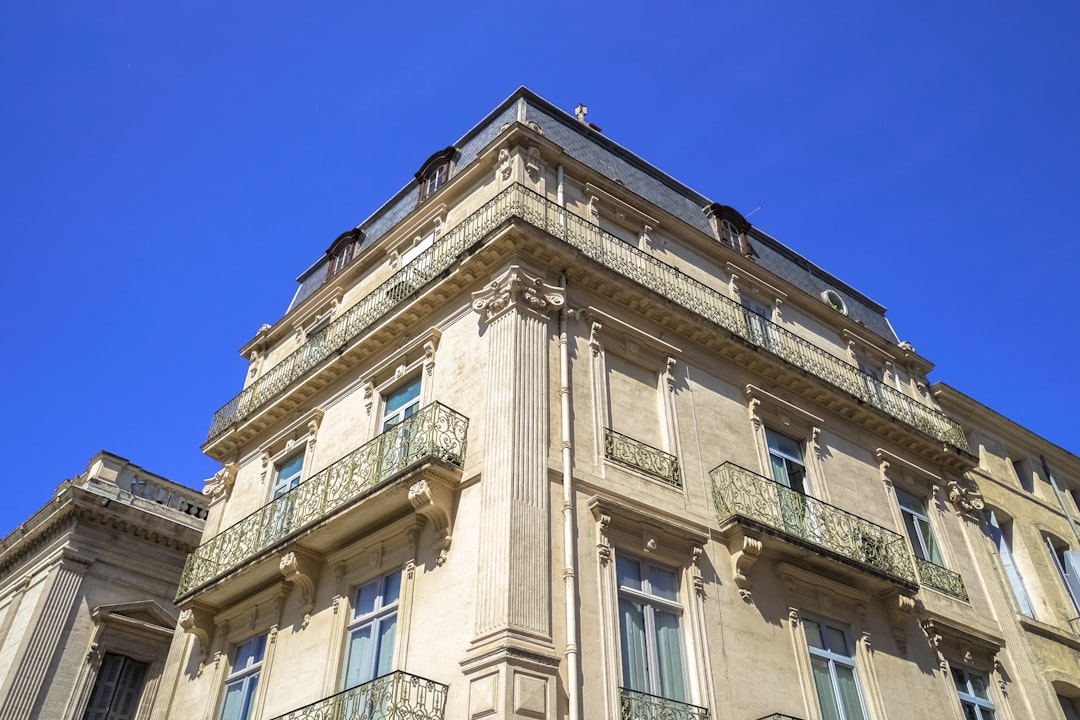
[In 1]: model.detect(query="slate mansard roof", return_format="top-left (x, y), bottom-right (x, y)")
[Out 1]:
top-left (287, 87), bottom-right (898, 343)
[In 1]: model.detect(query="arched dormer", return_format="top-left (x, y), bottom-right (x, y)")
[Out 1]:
top-left (703, 203), bottom-right (754, 256)
top-left (325, 228), bottom-right (364, 279)
top-left (415, 146), bottom-right (459, 202)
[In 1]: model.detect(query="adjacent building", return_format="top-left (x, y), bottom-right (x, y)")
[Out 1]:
top-left (0, 451), bottom-right (207, 720)
top-left (153, 88), bottom-right (1080, 720)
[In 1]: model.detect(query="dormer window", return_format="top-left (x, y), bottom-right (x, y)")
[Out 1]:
top-left (704, 203), bottom-right (753, 256)
top-left (415, 146), bottom-right (458, 202)
top-left (325, 228), bottom-right (363, 280)
top-left (721, 219), bottom-right (742, 251)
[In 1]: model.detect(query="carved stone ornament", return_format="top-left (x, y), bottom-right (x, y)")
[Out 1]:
top-left (179, 605), bottom-right (216, 661)
top-left (886, 591), bottom-right (917, 652)
top-left (727, 528), bottom-right (763, 601)
top-left (526, 145), bottom-right (542, 183)
top-left (596, 513), bottom-right (612, 566)
top-left (279, 549), bottom-right (321, 625)
top-left (947, 477), bottom-right (985, 516)
top-left (471, 266), bottom-right (565, 321)
top-left (498, 147), bottom-right (512, 182)
top-left (203, 462), bottom-right (238, 502)
top-left (690, 546), bottom-right (705, 597)
top-left (408, 478), bottom-right (455, 565)
top-left (589, 322), bottom-right (603, 357)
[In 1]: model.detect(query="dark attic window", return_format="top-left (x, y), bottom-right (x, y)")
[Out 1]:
top-left (415, 146), bottom-right (458, 202)
top-left (704, 203), bottom-right (754, 256)
top-left (326, 228), bottom-right (364, 279)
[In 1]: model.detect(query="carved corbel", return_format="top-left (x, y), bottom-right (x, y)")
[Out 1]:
top-left (178, 604), bottom-right (217, 662)
top-left (587, 196), bottom-right (600, 224)
top-left (639, 224), bottom-right (652, 249)
top-left (306, 417), bottom-right (320, 454)
top-left (596, 513), bottom-right (612, 566)
top-left (589, 322), bottom-right (603, 356)
top-left (497, 147), bottom-right (512, 182)
top-left (279, 548), bottom-right (321, 624)
top-left (665, 357), bottom-right (677, 392)
top-left (260, 452), bottom-right (270, 483)
top-left (875, 450), bottom-right (894, 489)
top-left (921, 620), bottom-right (948, 671)
top-left (408, 478), bottom-right (455, 565)
top-left (203, 462), bottom-right (238, 502)
top-left (423, 339), bottom-right (437, 377)
top-left (773, 298), bottom-right (784, 323)
top-left (885, 591), bottom-right (916, 652)
top-left (363, 380), bottom-right (375, 416)
top-left (525, 145), bottom-right (542, 183)
top-left (690, 546), bottom-right (705, 598)
top-left (947, 477), bottom-right (985, 517)
top-left (726, 527), bottom-right (763, 600)
top-left (748, 397), bottom-right (763, 431)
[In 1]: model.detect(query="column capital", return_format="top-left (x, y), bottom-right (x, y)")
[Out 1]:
top-left (471, 265), bottom-right (564, 322)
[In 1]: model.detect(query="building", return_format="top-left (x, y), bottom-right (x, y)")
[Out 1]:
top-left (153, 88), bottom-right (1080, 720)
top-left (0, 451), bottom-right (207, 720)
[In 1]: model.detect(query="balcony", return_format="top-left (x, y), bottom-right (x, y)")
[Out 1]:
top-left (620, 688), bottom-right (709, 720)
top-left (915, 556), bottom-right (969, 601)
top-left (270, 671), bottom-right (447, 720)
top-left (206, 184), bottom-right (968, 454)
top-left (710, 462), bottom-right (917, 587)
top-left (604, 428), bottom-right (681, 487)
top-left (178, 403), bottom-right (468, 600)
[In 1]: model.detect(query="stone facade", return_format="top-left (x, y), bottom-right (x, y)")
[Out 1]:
top-left (0, 451), bottom-right (207, 720)
top-left (154, 88), bottom-right (1080, 720)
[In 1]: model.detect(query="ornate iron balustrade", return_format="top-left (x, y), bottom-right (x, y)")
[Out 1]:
top-left (207, 183), bottom-right (967, 452)
top-left (604, 428), bottom-right (681, 487)
top-left (914, 556), bottom-right (969, 600)
top-left (710, 462), bottom-right (917, 584)
top-left (270, 671), bottom-right (448, 720)
top-left (620, 688), bottom-right (709, 720)
top-left (179, 403), bottom-right (468, 599)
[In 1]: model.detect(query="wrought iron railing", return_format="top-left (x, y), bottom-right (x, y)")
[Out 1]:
top-left (178, 403), bottom-right (468, 599)
top-left (604, 428), bottom-right (681, 487)
top-left (710, 462), bottom-right (917, 584)
top-left (620, 688), bottom-right (709, 720)
top-left (207, 184), bottom-right (967, 452)
top-left (914, 556), bottom-right (969, 600)
top-left (270, 671), bottom-right (448, 720)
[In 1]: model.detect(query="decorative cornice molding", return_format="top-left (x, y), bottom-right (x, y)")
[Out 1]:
top-left (471, 265), bottom-right (564, 321)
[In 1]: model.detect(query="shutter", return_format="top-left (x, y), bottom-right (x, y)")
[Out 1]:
top-left (83, 654), bottom-right (124, 720)
top-left (109, 658), bottom-right (147, 720)
top-left (985, 511), bottom-right (1036, 617)
top-left (1063, 550), bottom-right (1080, 616)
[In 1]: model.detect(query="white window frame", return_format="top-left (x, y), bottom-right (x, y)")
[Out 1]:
top-left (951, 666), bottom-right (997, 720)
top-left (218, 634), bottom-right (266, 720)
top-left (615, 553), bottom-right (688, 702)
top-left (271, 451), bottom-right (305, 499)
top-left (896, 488), bottom-right (942, 564)
top-left (802, 616), bottom-right (869, 720)
top-left (342, 570), bottom-right (402, 689)
top-left (1045, 535), bottom-right (1080, 616)
top-left (984, 510), bottom-right (1035, 618)
top-left (381, 376), bottom-right (422, 433)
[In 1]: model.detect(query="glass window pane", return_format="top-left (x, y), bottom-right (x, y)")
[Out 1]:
top-left (811, 656), bottom-right (842, 720)
top-left (616, 556), bottom-right (642, 591)
top-left (618, 598), bottom-right (648, 692)
top-left (896, 489), bottom-right (923, 514)
top-left (824, 626), bottom-right (848, 656)
top-left (968, 673), bottom-right (989, 700)
top-left (835, 665), bottom-right (867, 720)
top-left (803, 619), bottom-right (825, 649)
top-left (382, 572), bottom-right (401, 606)
top-left (356, 581), bottom-right (379, 617)
top-left (655, 610), bottom-right (686, 702)
top-left (345, 625), bottom-right (375, 688)
top-left (919, 518), bottom-right (942, 563)
top-left (385, 377), bottom-right (421, 414)
top-left (647, 566), bottom-right (679, 601)
top-left (766, 430), bottom-right (802, 460)
top-left (376, 615), bottom-right (397, 677)
top-left (770, 454), bottom-right (791, 487)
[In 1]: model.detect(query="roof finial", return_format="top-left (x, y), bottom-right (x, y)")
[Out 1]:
top-left (575, 104), bottom-right (588, 123)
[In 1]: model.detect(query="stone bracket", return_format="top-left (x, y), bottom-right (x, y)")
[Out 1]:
top-left (409, 474), bottom-right (457, 565)
top-left (279, 547), bottom-right (321, 624)
top-left (178, 603), bottom-right (217, 662)
top-left (726, 526), bottom-right (763, 600)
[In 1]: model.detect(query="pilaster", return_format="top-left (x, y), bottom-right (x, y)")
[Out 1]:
top-left (464, 264), bottom-right (563, 719)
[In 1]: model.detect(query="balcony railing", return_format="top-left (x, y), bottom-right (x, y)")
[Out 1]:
top-left (207, 184), bottom-right (967, 452)
top-left (270, 671), bottom-right (448, 720)
top-left (604, 428), bottom-right (681, 487)
top-left (179, 403), bottom-right (468, 599)
top-left (710, 462), bottom-right (917, 585)
top-left (620, 688), bottom-right (709, 720)
top-left (914, 556), bottom-right (969, 600)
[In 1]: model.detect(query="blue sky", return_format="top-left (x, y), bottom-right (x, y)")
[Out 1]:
top-left (2, 2), bottom-right (1078, 536)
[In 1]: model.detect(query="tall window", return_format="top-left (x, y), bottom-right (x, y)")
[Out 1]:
top-left (896, 489), bottom-right (942, 564)
top-left (344, 572), bottom-right (400, 687)
top-left (419, 163), bottom-right (449, 201)
top-left (766, 429), bottom-right (807, 494)
top-left (219, 635), bottom-right (266, 720)
top-left (952, 667), bottom-right (996, 720)
top-left (720, 219), bottom-right (742, 251)
top-left (82, 653), bottom-right (147, 720)
top-left (616, 555), bottom-right (687, 701)
top-left (379, 377), bottom-right (422, 478)
top-left (272, 452), bottom-right (305, 498)
top-left (1045, 535), bottom-right (1080, 616)
top-left (983, 511), bottom-right (1035, 618)
top-left (803, 618), bottom-right (867, 720)
top-left (742, 298), bottom-right (778, 351)
top-left (382, 377), bottom-right (421, 432)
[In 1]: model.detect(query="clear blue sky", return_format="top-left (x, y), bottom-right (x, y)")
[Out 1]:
top-left (2, 2), bottom-right (1078, 536)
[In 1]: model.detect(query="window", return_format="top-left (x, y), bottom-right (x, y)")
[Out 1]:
top-left (382, 377), bottom-right (421, 432)
top-left (952, 667), bottom-right (996, 720)
top-left (896, 489), bottom-right (942, 564)
top-left (344, 571), bottom-right (400, 688)
top-left (82, 653), bottom-right (147, 720)
top-left (1059, 694), bottom-right (1080, 720)
top-left (742, 297), bottom-right (779, 351)
top-left (983, 511), bottom-right (1035, 617)
top-left (803, 618), bottom-right (868, 720)
top-left (766, 429), bottom-right (807, 494)
top-left (272, 452), bottom-right (305, 499)
top-left (1045, 535), bottom-right (1080, 616)
top-left (720, 219), bottom-right (742, 251)
top-left (219, 635), bottom-right (266, 720)
top-left (329, 242), bottom-right (354, 277)
top-left (400, 230), bottom-right (436, 269)
top-left (616, 554), bottom-right (687, 702)
top-left (1012, 458), bottom-right (1034, 493)
top-left (378, 376), bottom-right (422, 478)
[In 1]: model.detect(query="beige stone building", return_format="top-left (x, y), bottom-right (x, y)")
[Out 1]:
top-left (0, 451), bottom-right (207, 720)
top-left (154, 88), bottom-right (1080, 720)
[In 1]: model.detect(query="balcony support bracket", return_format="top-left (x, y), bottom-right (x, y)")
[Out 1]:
top-left (409, 471), bottom-right (458, 566)
top-left (279, 547), bottom-right (321, 625)
top-left (725, 524), bottom-right (763, 601)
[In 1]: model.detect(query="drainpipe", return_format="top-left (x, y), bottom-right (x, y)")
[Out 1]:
top-left (557, 161), bottom-right (581, 720)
